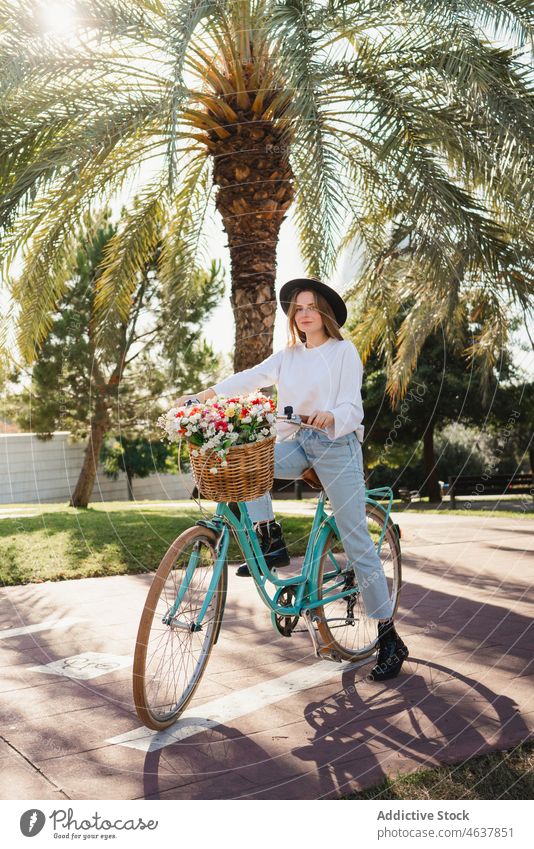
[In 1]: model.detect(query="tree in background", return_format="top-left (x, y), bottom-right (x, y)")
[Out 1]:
top-left (100, 436), bottom-right (175, 501)
top-left (8, 207), bottom-right (224, 507)
top-left (357, 307), bottom-right (529, 501)
top-left (484, 380), bottom-right (534, 477)
top-left (1, 0), bottom-right (533, 393)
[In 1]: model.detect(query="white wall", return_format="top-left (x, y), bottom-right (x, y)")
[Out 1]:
top-left (0, 432), bottom-right (194, 504)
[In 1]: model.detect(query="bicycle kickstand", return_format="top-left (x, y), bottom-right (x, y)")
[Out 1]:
top-left (302, 609), bottom-right (344, 663)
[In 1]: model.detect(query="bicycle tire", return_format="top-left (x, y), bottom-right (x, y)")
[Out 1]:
top-left (133, 525), bottom-right (227, 730)
top-left (315, 502), bottom-right (402, 661)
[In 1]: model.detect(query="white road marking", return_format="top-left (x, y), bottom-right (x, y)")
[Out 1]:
top-left (107, 658), bottom-right (367, 752)
top-left (31, 652), bottom-right (132, 680)
top-left (0, 617), bottom-right (84, 640)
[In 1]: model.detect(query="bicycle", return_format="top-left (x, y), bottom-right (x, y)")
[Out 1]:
top-left (133, 406), bottom-right (402, 730)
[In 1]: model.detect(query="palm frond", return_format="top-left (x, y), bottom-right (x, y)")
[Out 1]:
top-left (159, 152), bottom-right (214, 301)
top-left (10, 221), bottom-right (80, 363)
top-left (1, 0), bottom-right (533, 388)
top-left (387, 293), bottom-right (449, 404)
top-left (463, 288), bottom-right (512, 403)
top-left (0, 98), bottom-right (164, 238)
top-left (166, 0), bottom-right (220, 191)
top-left (93, 181), bottom-right (168, 328)
top-left (1, 116), bottom-right (166, 275)
top-left (346, 273), bottom-right (403, 374)
top-left (267, 7), bottom-right (350, 275)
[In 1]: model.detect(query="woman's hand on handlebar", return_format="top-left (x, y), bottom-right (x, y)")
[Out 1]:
top-left (171, 388), bottom-right (216, 407)
top-left (307, 410), bottom-right (335, 430)
top-left (172, 394), bottom-right (200, 408)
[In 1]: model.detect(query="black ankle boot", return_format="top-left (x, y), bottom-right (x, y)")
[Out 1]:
top-left (236, 520), bottom-right (291, 577)
top-left (366, 619), bottom-right (409, 682)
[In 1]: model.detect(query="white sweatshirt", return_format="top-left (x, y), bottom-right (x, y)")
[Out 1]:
top-left (213, 337), bottom-right (365, 443)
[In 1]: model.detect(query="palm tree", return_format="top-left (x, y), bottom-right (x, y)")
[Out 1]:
top-left (1, 0), bottom-right (533, 390)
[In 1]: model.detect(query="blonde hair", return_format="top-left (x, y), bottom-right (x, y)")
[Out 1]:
top-left (286, 288), bottom-right (344, 346)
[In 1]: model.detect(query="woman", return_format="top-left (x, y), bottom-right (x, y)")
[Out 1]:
top-left (174, 277), bottom-right (409, 682)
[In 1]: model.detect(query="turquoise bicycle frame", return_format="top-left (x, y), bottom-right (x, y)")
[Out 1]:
top-left (178, 486), bottom-right (396, 635)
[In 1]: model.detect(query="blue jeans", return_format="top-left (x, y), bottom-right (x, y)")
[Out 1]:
top-left (245, 429), bottom-right (394, 620)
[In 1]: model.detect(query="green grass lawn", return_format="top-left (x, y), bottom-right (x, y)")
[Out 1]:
top-left (0, 501), bottom-right (317, 586)
top-left (343, 740), bottom-right (534, 800)
top-left (0, 496), bottom-right (530, 586)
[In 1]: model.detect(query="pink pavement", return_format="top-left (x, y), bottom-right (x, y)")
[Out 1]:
top-left (0, 512), bottom-right (532, 800)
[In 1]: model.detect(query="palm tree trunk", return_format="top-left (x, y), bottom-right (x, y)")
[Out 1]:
top-left (69, 393), bottom-right (109, 508)
top-left (213, 124), bottom-right (295, 371)
top-left (423, 421), bottom-right (442, 503)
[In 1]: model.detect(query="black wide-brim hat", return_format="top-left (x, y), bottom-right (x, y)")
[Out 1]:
top-left (279, 277), bottom-right (347, 327)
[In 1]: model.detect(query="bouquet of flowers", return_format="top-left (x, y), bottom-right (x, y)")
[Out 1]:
top-left (158, 392), bottom-right (277, 475)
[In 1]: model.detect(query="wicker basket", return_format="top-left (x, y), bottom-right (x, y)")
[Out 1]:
top-left (189, 436), bottom-right (276, 502)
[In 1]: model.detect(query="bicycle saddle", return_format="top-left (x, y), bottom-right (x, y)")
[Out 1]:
top-left (301, 467), bottom-right (322, 490)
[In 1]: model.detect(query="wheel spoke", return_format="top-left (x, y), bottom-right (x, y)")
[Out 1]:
top-left (133, 527), bottom-right (227, 730)
top-left (316, 505), bottom-right (401, 660)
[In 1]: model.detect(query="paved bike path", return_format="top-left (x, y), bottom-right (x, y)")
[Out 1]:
top-left (0, 512), bottom-right (532, 800)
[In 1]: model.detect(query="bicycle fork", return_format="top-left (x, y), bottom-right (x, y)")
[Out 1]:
top-left (163, 520), bottom-right (228, 642)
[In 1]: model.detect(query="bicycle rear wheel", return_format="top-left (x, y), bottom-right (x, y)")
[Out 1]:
top-left (315, 503), bottom-right (401, 661)
top-left (133, 525), bottom-right (227, 730)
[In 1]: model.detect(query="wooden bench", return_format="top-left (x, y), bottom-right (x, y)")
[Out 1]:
top-left (447, 472), bottom-right (534, 509)
top-left (398, 486), bottom-right (422, 503)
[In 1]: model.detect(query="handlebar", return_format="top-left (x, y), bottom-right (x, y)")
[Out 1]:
top-left (276, 405), bottom-right (327, 434)
top-left (184, 400), bottom-right (327, 434)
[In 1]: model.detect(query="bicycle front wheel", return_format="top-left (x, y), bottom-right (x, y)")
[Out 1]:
top-left (133, 525), bottom-right (227, 730)
top-left (315, 503), bottom-right (401, 661)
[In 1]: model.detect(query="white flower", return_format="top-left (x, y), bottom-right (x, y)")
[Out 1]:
top-left (209, 466), bottom-right (218, 474)
top-left (191, 449), bottom-right (199, 456)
